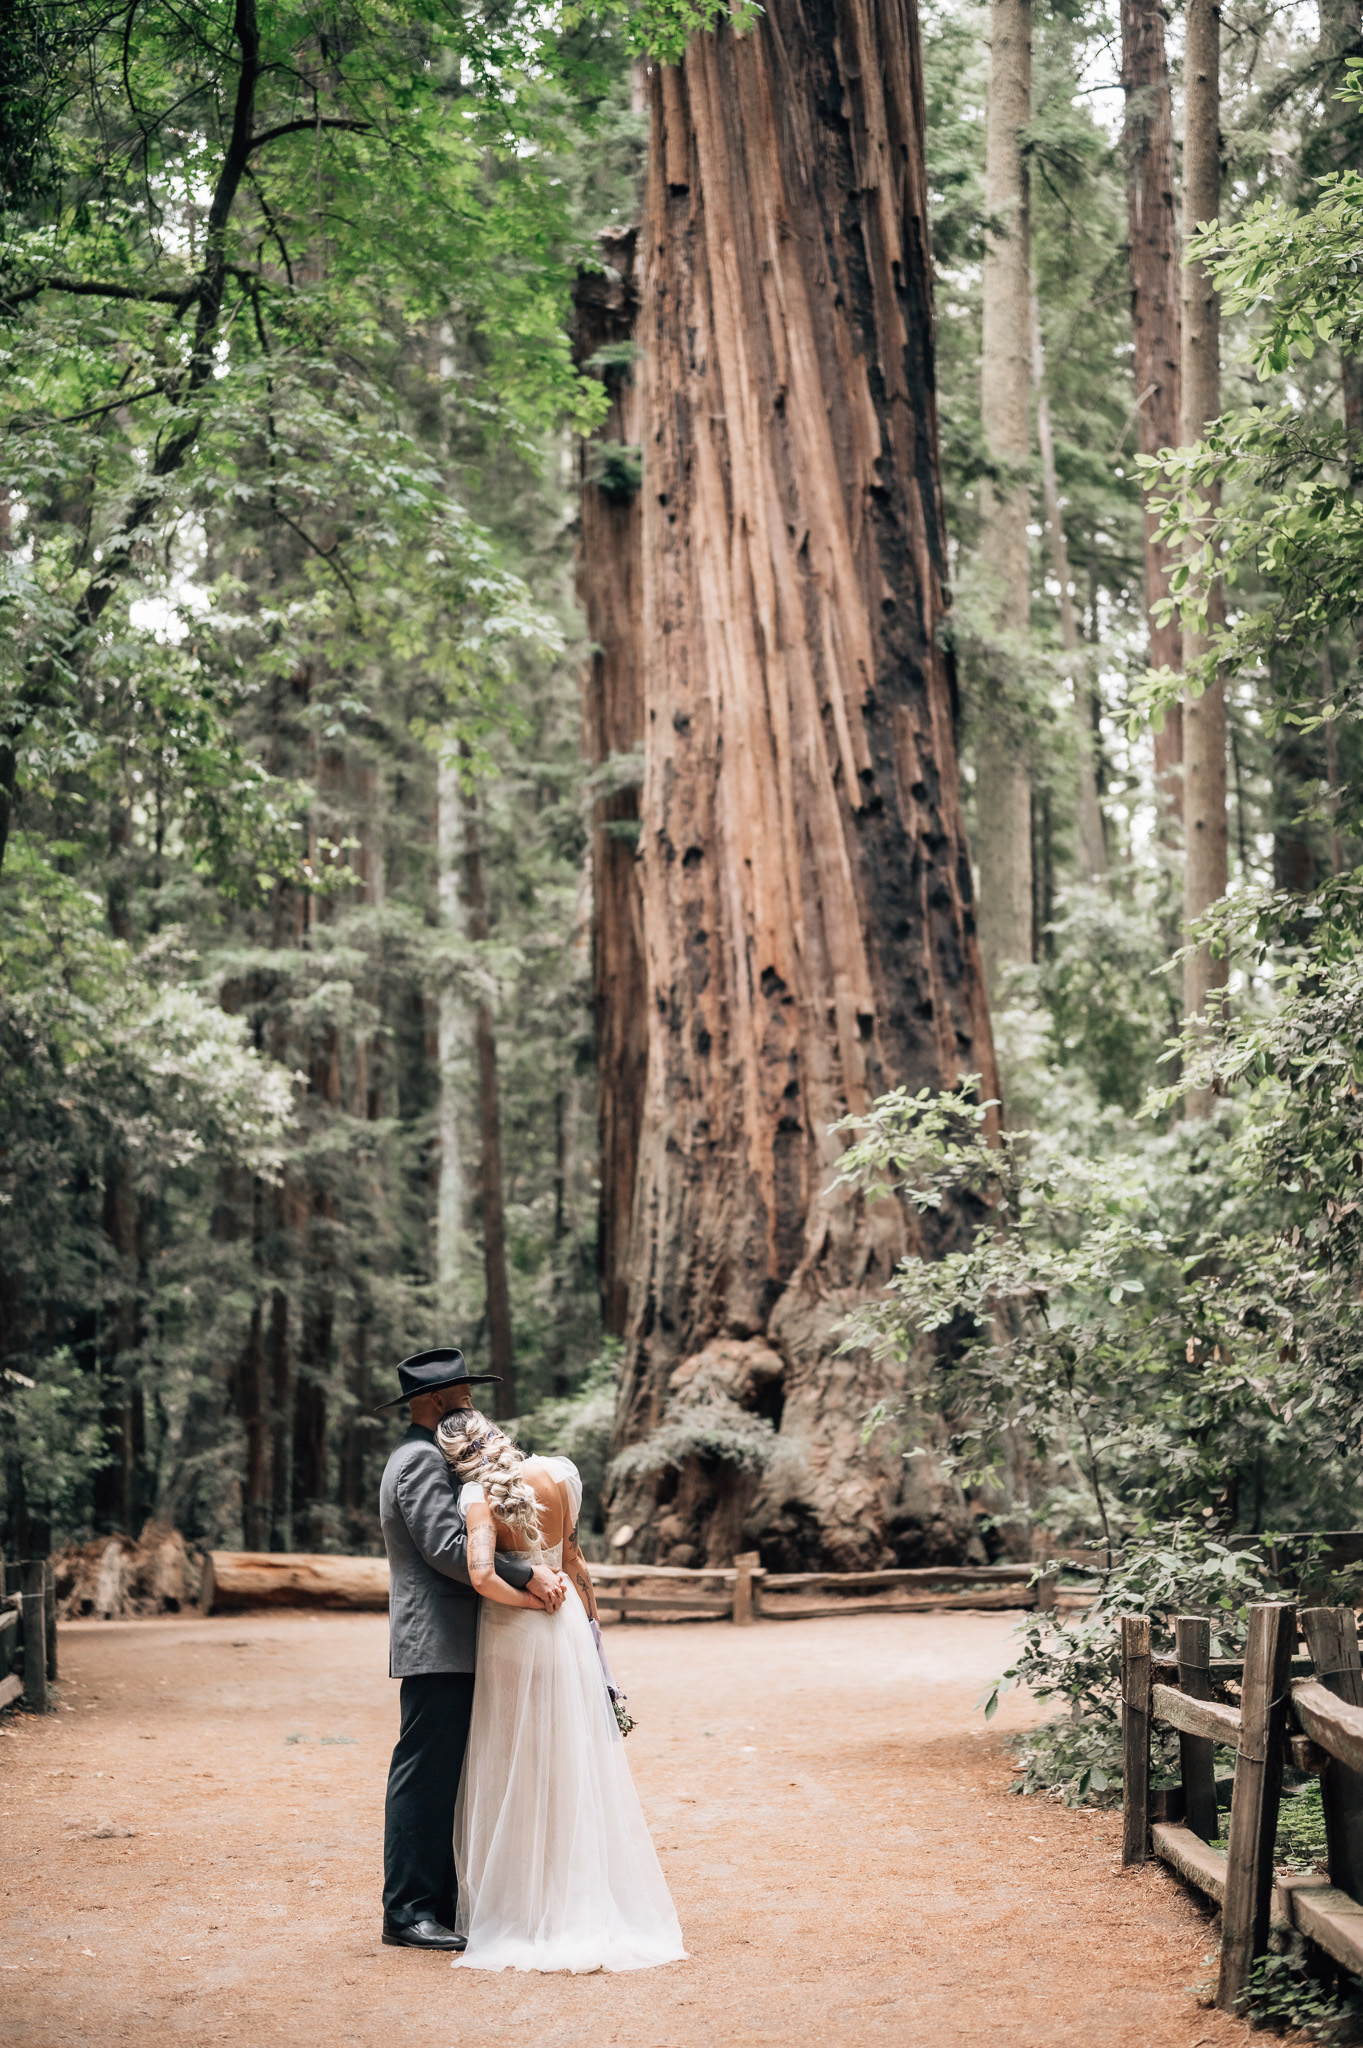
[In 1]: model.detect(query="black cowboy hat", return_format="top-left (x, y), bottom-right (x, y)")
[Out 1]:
top-left (374, 1347), bottom-right (502, 1412)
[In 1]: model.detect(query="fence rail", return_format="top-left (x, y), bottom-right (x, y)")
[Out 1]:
top-left (198, 1548), bottom-right (1051, 1622)
top-left (0, 1557), bottom-right (56, 1714)
top-left (1123, 1600), bottom-right (1363, 2010)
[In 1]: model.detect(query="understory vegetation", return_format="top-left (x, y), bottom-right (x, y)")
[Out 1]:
top-left (4, 0), bottom-right (1363, 1643)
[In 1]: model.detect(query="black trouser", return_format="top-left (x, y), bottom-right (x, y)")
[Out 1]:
top-left (382, 1672), bottom-right (475, 1928)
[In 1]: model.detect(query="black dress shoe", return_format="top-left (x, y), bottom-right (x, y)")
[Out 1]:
top-left (382, 1917), bottom-right (467, 1951)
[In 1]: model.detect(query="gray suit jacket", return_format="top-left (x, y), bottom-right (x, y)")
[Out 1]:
top-left (380, 1424), bottom-right (534, 1677)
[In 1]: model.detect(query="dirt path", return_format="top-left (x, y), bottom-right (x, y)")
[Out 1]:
top-left (2, 1609), bottom-right (1249, 2048)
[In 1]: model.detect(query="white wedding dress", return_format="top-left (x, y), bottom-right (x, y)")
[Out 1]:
top-left (452, 1456), bottom-right (686, 1974)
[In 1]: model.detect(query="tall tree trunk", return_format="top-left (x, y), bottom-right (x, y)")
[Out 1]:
top-left (95, 1160), bottom-right (144, 1533)
top-left (267, 1269), bottom-right (293, 1551)
top-left (1120, 0), bottom-right (1184, 816)
top-left (616, 0), bottom-right (998, 1573)
top-left (974, 0), bottom-right (1035, 993)
top-left (1319, 0), bottom-right (1363, 458)
top-left (435, 743), bottom-right (466, 1302)
top-left (1272, 721), bottom-right (1330, 896)
top-left (460, 754), bottom-right (516, 1419)
top-left (98, 797), bottom-right (144, 1532)
top-left (291, 1017), bottom-right (339, 1546)
top-left (1180, 0), bottom-right (1227, 1115)
top-left (1031, 293), bottom-right (1106, 883)
top-left (573, 232), bottom-right (648, 1342)
top-left (214, 1144), bottom-right (272, 1551)
top-left (240, 1293), bottom-right (271, 1550)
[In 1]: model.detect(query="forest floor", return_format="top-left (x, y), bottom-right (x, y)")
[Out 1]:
top-left (1, 1608), bottom-right (1254, 2048)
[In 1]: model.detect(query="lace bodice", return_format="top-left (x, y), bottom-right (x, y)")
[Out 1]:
top-left (458, 1455), bottom-right (580, 1574)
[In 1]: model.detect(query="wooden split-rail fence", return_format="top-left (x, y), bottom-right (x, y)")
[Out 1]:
top-left (199, 1548), bottom-right (1054, 1620)
top-left (1121, 1601), bottom-right (1363, 2012)
top-left (0, 1557), bottom-right (58, 1714)
top-left (589, 1557), bottom-right (1051, 1624)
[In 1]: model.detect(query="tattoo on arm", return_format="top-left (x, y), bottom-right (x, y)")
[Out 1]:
top-left (565, 1526), bottom-right (596, 1614)
top-left (469, 1523), bottom-right (496, 1575)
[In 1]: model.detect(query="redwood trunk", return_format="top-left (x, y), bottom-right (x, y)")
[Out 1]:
top-left (975, 0), bottom-right (1035, 991)
top-left (616, 1), bottom-right (998, 1572)
top-left (1120, 0), bottom-right (1183, 812)
top-left (461, 766), bottom-right (516, 1419)
top-left (1180, 0), bottom-right (1228, 1112)
top-left (1031, 293), bottom-right (1106, 883)
top-left (573, 233), bottom-right (648, 1341)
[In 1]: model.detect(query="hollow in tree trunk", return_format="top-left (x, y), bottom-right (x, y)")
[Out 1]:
top-left (1120, 0), bottom-right (1184, 819)
top-left (612, 0), bottom-right (999, 1572)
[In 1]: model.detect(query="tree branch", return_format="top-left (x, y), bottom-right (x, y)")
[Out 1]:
top-left (5, 385), bottom-right (167, 433)
top-left (0, 277), bottom-right (199, 311)
top-left (248, 116), bottom-right (372, 152)
top-left (67, 0), bottom-right (263, 643)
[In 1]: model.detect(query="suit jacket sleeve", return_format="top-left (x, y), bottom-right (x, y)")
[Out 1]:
top-left (396, 1452), bottom-right (534, 1592)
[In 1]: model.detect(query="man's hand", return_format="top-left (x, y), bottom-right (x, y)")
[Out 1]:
top-left (525, 1562), bottom-right (567, 1612)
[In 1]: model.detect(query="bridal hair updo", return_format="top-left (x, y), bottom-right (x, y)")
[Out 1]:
top-left (436, 1408), bottom-right (542, 1544)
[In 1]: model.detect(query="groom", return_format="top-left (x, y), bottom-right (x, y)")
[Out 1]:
top-left (377, 1347), bottom-right (566, 1952)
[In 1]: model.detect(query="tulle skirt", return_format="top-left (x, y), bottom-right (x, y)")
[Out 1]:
top-left (452, 1587), bottom-right (687, 1973)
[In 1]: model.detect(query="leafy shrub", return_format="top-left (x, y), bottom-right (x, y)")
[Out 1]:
top-left (609, 1397), bottom-right (779, 1483)
top-left (982, 1525), bottom-right (1289, 1804)
top-left (1238, 1951), bottom-right (1363, 2043)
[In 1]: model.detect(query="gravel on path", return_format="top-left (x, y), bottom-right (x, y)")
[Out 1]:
top-left (0, 1608), bottom-right (1250, 2048)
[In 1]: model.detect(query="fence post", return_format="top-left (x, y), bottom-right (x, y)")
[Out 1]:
top-left (1217, 1601), bottom-right (1296, 2014)
top-left (1300, 1605), bottom-right (1363, 1901)
top-left (1175, 1615), bottom-right (1219, 1842)
top-left (732, 1552), bottom-right (759, 1627)
top-left (45, 1563), bottom-right (57, 1682)
top-left (19, 1560), bottom-right (49, 1713)
top-left (1121, 1615), bottom-right (1151, 1866)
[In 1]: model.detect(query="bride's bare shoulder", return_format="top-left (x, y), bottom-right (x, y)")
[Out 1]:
top-left (522, 1457), bottom-right (558, 1503)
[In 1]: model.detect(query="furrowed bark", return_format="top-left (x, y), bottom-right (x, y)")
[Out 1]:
top-left (1120, 0), bottom-right (1183, 817)
top-left (975, 0), bottom-right (1035, 992)
top-left (1031, 294), bottom-right (1105, 883)
top-left (1180, 0), bottom-right (1227, 1117)
top-left (615, 0), bottom-right (998, 1572)
top-left (573, 232), bottom-right (648, 1341)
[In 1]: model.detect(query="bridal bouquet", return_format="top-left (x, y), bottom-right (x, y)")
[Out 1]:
top-left (591, 1618), bottom-right (635, 1737)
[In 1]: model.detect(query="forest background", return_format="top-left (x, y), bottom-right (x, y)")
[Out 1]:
top-left (4, 0), bottom-right (1363, 1632)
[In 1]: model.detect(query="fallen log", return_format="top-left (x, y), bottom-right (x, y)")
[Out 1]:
top-left (201, 1552), bottom-right (389, 1613)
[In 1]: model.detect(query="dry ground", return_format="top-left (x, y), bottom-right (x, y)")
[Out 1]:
top-left (1, 1608), bottom-right (1252, 2048)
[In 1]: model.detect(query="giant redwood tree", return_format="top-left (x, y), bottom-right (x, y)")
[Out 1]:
top-left (607, 3), bottom-right (999, 1571)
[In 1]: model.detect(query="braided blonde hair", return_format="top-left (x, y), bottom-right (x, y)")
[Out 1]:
top-left (436, 1408), bottom-right (542, 1544)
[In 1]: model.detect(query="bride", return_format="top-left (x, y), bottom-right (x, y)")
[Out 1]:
top-left (435, 1407), bottom-right (687, 1974)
